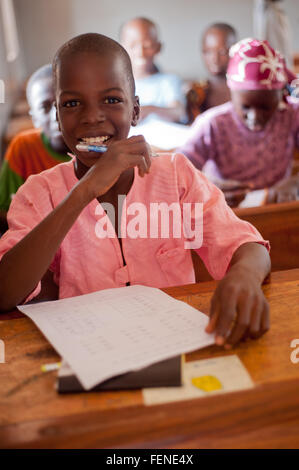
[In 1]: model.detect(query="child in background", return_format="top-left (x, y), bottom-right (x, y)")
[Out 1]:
top-left (0, 64), bottom-right (70, 231)
top-left (120, 17), bottom-right (185, 123)
top-left (0, 33), bottom-right (271, 349)
top-left (180, 38), bottom-right (299, 204)
top-left (186, 23), bottom-right (237, 123)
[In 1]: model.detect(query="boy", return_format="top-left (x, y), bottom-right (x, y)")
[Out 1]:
top-left (0, 33), bottom-right (270, 349)
top-left (0, 64), bottom-right (70, 231)
top-left (120, 17), bottom-right (185, 123)
top-left (180, 38), bottom-right (299, 204)
top-left (186, 23), bottom-right (237, 122)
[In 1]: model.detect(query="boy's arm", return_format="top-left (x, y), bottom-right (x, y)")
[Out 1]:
top-left (0, 136), bottom-right (151, 312)
top-left (0, 184), bottom-right (89, 311)
top-left (206, 242), bottom-right (271, 347)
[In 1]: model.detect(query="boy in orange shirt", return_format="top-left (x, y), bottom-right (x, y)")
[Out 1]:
top-left (0, 64), bottom-right (70, 231)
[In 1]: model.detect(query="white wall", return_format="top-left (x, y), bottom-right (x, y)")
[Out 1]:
top-left (0, 1), bottom-right (25, 154)
top-left (13, 0), bottom-right (299, 81)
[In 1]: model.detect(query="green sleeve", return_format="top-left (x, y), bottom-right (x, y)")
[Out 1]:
top-left (0, 160), bottom-right (24, 212)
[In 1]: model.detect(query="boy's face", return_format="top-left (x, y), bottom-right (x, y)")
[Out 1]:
top-left (121, 21), bottom-right (161, 75)
top-left (202, 28), bottom-right (233, 76)
top-left (231, 89), bottom-right (282, 131)
top-left (29, 77), bottom-right (66, 152)
top-left (56, 51), bottom-right (139, 168)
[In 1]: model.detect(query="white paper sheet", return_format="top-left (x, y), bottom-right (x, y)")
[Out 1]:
top-left (129, 116), bottom-right (191, 149)
top-left (143, 355), bottom-right (254, 405)
top-left (18, 285), bottom-right (214, 390)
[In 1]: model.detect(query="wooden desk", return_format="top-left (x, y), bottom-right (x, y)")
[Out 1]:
top-left (234, 201), bottom-right (299, 272)
top-left (193, 201), bottom-right (299, 282)
top-left (0, 270), bottom-right (299, 449)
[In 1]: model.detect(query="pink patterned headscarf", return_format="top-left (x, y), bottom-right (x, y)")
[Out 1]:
top-left (227, 38), bottom-right (295, 90)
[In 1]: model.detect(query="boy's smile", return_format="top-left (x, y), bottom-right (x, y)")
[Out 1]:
top-left (56, 51), bottom-right (139, 169)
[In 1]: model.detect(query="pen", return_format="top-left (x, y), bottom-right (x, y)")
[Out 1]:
top-left (76, 143), bottom-right (108, 153)
top-left (76, 143), bottom-right (159, 158)
top-left (41, 362), bottom-right (61, 372)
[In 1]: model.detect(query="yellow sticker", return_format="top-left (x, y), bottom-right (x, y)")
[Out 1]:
top-left (191, 375), bottom-right (222, 392)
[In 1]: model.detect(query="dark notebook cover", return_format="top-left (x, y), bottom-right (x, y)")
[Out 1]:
top-left (57, 356), bottom-right (182, 394)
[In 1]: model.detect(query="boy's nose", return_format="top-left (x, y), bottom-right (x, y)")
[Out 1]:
top-left (82, 103), bottom-right (105, 124)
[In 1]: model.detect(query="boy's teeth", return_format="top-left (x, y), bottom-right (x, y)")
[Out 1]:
top-left (81, 136), bottom-right (109, 144)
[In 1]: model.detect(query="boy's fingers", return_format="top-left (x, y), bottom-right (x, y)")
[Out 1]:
top-left (121, 140), bottom-right (152, 173)
top-left (248, 300), bottom-right (263, 339)
top-left (137, 156), bottom-right (148, 177)
top-left (225, 314), bottom-right (250, 347)
top-left (205, 296), bottom-right (220, 333)
top-left (214, 298), bottom-right (238, 342)
top-left (114, 153), bottom-right (150, 177)
top-left (260, 301), bottom-right (270, 334)
top-left (225, 297), bottom-right (253, 346)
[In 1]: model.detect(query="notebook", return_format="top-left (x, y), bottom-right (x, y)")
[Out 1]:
top-left (57, 356), bottom-right (182, 393)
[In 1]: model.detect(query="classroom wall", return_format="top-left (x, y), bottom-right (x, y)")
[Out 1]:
top-left (13, 0), bottom-right (299, 82)
top-left (0, 1), bottom-right (25, 155)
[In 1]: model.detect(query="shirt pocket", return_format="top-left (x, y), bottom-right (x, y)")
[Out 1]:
top-left (156, 246), bottom-right (192, 286)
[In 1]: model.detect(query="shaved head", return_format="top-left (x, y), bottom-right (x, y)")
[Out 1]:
top-left (120, 17), bottom-right (160, 42)
top-left (203, 23), bottom-right (237, 45)
top-left (53, 32), bottom-right (135, 95)
top-left (26, 63), bottom-right (53, 106)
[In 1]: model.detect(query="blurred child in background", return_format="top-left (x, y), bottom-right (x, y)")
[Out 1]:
top-left (186, 23), bottom-right (237, 123)
top-left (180, 38), bottom-right (299, 205)
top-left (0, 64), bottom-right (70, 232)
top-left (120, 17), bottom-right (185, 123)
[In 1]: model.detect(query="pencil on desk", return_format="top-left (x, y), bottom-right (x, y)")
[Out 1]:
top-left (41, 362), bottom-right (61, 372)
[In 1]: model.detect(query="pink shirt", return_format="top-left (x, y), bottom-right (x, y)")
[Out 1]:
top-left (179, 101), bottom-right (299, 189)
top-left (0, 154), bottom-right (268, 300)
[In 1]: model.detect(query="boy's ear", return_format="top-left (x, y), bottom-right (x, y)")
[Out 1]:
top-left (156, 41), bottom-right (162, 54)
top-left (131, 96), bottom-right (140, 127)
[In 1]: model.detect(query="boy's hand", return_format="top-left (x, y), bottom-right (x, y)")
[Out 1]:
top-left (267, 175), bottom-right (299, 204)
top-left (79, 135), bottom-right (152, 200)
top-left (205, 266), bottom-right (270, 348)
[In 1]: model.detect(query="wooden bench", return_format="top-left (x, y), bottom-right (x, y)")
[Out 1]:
top-left (192, 201), bottom-right (299, 282)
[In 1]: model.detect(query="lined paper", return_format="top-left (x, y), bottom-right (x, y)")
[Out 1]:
top-left (18, 285), bottom-right (214, 390)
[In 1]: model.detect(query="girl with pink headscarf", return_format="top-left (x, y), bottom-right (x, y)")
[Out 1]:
top-left (179, 38), bottom-right (299, 205)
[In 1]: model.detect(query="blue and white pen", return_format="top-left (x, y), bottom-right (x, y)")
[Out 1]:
top-left (76, 142), bottom-right (159, 158)
top-left (76, 143), bottom-right (108, 153)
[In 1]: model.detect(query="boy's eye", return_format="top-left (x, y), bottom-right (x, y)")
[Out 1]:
top-left (103, 97), bottom-right (122, 104)
top-left (62, 100), bottom-right (80, 108)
